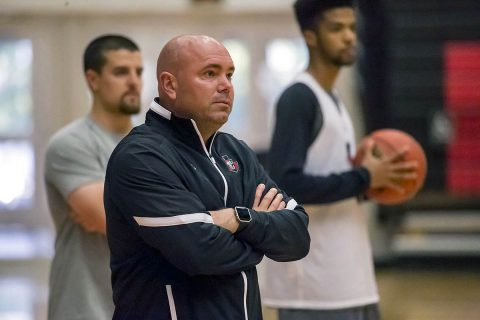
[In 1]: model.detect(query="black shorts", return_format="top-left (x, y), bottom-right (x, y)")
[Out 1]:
top-left (278, 304), bottom-right (381, 320)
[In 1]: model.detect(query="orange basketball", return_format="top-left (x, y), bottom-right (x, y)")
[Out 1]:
top-left (353, 129), bottom-right (427, 205)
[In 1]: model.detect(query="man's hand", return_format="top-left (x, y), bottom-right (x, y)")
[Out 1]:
top-left (361, 138), bottom-right (418, 192)
top-left (252, 183), bottom-right (286, 212)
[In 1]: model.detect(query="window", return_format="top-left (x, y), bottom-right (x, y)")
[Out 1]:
top-left (0, 39), bottom-right (34, 211)
top-left (257, 38), bottom-right (308, 134)
top-left (221, 39), bottom-right (251, 137)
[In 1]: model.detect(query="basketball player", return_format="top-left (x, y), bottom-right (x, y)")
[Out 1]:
top-left (263, 1), bottom-right (417, 319)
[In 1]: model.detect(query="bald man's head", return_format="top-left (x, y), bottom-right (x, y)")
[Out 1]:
top-left (156, 35), bottom-right (224, 78)
top-left (156, 35), bottom-right (233, 106)
top-left (154, 34), bottom-right (235, 141)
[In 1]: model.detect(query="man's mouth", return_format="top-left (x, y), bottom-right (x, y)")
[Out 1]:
top-left (344, 47), bottom-right (356, 55)
top-left (214, 100), bottom-right (231, 106)
top-left (124, 92), bottom-right (139, 98)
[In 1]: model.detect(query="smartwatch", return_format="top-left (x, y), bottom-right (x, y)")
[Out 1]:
top-left (234, 206), bottom-right (252, 223)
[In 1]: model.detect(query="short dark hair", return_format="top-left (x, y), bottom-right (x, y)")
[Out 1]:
top-left (293, 0), bottom-right (354, 31)
top-left (83, 34), bottom-right (139, 73)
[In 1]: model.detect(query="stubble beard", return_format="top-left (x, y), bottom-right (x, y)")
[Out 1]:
top-left (118, 95), bottom-right (141, 115)
top-left (332, 56), bottom-right (355, 67)
top-left (331, 49), bottom-right (356, 67)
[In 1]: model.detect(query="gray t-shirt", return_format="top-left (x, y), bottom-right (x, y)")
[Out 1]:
top-left (44, 116), bottom-right (123, 320)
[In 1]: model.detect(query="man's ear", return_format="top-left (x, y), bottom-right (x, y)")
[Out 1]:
top-left (158, 72), bottom-right (177, 100)
top-left (85, 69), bottom-right (100, 92)
top-left (304, 30), bottom-right (317, 48)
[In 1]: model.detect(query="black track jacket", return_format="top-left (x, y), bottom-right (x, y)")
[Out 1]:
top-left (104, 100), bottom-right (310, 320)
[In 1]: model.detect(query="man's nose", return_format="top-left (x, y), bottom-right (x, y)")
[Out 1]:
top-left (128, 70), bottom-right (142, 88)
top-left (344, 28), bottom-right (356, 43)
top-left (218, 75), bottom-right (233, 92)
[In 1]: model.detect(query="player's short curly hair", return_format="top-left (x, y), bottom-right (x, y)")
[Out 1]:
top-left (293, 0), bottom-right (354, 31)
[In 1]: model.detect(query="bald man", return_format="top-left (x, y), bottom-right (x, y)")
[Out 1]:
top-left (104, 35), bottom-right (310, 320)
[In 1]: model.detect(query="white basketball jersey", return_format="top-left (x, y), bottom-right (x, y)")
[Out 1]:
top-left (263, 72), bottom-right (379, 310)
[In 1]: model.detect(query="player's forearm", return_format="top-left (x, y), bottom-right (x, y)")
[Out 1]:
top-left (71, 209), bottom-right (106, 234)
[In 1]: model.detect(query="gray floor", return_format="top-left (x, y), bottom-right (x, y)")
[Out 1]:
top-left (376, 267), bottom-right (480, 320)
top-left (0, 259), bottom-right (49, 320)
top-left (264, 258), bottom-right (480, 320)
top-left (1, 258), bottom-right (479, 320)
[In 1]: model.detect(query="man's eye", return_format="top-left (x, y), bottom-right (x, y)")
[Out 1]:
top-left (326, 23), bottom-right (343, 32)
top-left (206, 71), bottom-right (215, 77)
top-left (114, 70), bottom-right (129, 76)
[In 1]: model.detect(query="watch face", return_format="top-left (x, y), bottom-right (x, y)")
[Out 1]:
top-left (235, 207), bottom-right (252, 223)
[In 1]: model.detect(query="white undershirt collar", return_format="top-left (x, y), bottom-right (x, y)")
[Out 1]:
top-left (149, 98), bottom-right (172, 120)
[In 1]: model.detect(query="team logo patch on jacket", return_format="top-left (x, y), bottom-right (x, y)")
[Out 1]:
top-left (222, 155), bottom-right (239, 173)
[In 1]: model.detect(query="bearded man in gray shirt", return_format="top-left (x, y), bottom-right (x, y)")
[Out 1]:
top-left (44, 34), bottom-right (143, 320)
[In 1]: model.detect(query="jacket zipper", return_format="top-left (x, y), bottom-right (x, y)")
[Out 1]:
top-left (191, 122), bottom-right (229, 205)
top-left (191, 121), bottom-right (249, 319)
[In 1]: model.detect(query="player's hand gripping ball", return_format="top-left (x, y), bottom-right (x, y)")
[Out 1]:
top-left (353, 129), bottom-right (427, 205)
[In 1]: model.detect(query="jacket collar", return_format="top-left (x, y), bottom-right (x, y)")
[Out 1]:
top-left (149, 98), bottom-right (172, 120)
top-left (146, 98), bottom-right (217, 156)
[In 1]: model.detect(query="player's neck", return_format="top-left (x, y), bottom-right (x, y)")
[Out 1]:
top-left (307, 61), bottom-right (340, 92)
top-left (89, 106), bottom-right (133, 135)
